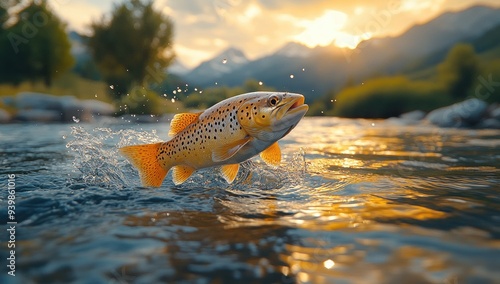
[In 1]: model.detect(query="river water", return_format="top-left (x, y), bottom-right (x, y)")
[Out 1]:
top-left (0, 117), bottom-right (499, 283)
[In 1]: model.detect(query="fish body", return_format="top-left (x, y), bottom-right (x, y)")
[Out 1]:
top-left (120, 91), bottom-right (308, 187)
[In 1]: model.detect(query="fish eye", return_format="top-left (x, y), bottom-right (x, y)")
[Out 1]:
top-left (267, 95), bottom-right (281, 107)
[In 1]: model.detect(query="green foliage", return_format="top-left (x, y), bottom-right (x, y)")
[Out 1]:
top-left (476, 59), bottom-right (500, 103)
top-left (0, 0), bottom-right (74, 86)
top-left (438, 44), bottom-right (480, 100)
top-left (182, 80), bottom-right (273, 109)
top-left (88, 0), bottom-right (174, 100)
top-left (331, 77), bottom-right (451, 118)
top-left (119, 87), bottom-right (181, 115)
top-left (308, 89), bottom-right (335, 116)
top-left (0, 73), bottom-right (112, 102)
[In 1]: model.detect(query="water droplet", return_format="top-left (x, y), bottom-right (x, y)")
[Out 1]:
top-left (371, 123), bottom-right (375, 126)
top-left (215, 82), bottom-right (218, 85)
top-left (330, 100), bottom-right (334, 103)
top-left (199, 90), bottom-right (203, 94)
top-left (150, 114), bottom-right (154, 117)
top-left (109, 85), bottom-right (114, 90)
top-left (289, 74), bottom-right (294, 79)
top-left (324, 259), bottom-right (335, 269)
top-left (163, 93), bottom-right (167, 97)
top-left (173, 90), bottom-right (177, 94)
top-left (302, 68), bottom-right (305, 71)
top-left (62, 135), bottom-right (66, 139)
top-left (72, 116), bottom-right (80, 123)
top-left (321, 111), bottom-right (324, 114)
top-left (194, 88), bottom-right (198, 91)
top-left (258, 81), bottom-right (263, 86)
top-left (171, 98), bottom-right (175, 103)
top-left (94, 94), bottom-right (98, 98)
top-left (222, 58), bottom-right (227, 64)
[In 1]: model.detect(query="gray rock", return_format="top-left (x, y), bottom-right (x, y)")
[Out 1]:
top-left (81, 100), bottom-right (115, 116)
top-left (15, 109), bottom-right (61, 122)
top-left (59, 96), bottom-right (90, 122)
top-left (426, 98), bottom-right (488, 127)
top-left (489, 105), bottom-right (500, 120)
top-left (2, 92), bottom-right (116, 123)
top-left (13, 92), bottom-right (63, 110)
top-left (477, 118), bottom-right (500, 129)
top-left (0, 109), bottom-right (11, 123)
top-left (399, 110), bottom-right (426, 121)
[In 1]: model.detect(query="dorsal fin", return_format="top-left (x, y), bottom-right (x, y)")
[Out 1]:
top-left (168, 112), bottom-right (201, 136)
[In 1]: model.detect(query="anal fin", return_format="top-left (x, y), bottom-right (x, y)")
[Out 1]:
top-left (172, 165), bottom-right (196, 185)
top-left (221, 164), bottom-right (240, 184)
top-left (260, 142), bottom-right (281, 166)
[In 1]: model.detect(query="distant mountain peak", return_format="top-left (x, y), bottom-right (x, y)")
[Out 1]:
top-left (210, 47), bottom-right (248, 64)
top-left (184, 47), bottom-right (248, 85)
top-left (168, 59), bottom-right (190, 75)
top-left (274, 42), bottom-right (312, 58)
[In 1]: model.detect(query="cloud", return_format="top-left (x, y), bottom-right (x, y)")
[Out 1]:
top-left (49, 0), bottom-right (112, 34)
top-left (49, 0), bottom-right (500, 68)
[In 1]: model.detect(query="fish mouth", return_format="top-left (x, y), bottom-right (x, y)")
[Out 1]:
top-left (276, 94), bottom-right (309, 121)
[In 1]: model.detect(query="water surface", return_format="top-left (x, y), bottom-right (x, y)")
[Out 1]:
top-left (1, 117), bottom-right (499, 283)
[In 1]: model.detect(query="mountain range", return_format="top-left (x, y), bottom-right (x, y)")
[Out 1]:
top-left (177, 5), bottom-right (500, 101)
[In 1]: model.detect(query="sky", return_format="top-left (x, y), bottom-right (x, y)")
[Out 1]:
top-left (48, 0), bottom-right (500, 68)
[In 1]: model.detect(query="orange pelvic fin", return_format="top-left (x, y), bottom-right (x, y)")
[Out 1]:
top-left (168, 112), bottom-right (201, 136)
top-left (260, 142), bottom-right (281, 166)
top-left (119, 143), bottom-right (168, 187)
top-left (221, 164), bottom-right (240, 184)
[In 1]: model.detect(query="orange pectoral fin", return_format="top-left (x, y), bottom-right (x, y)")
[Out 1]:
top-left (119, 143), bottom-right (168, 187)
top-left (168, 112), bottom-right (201, 136)
top-left (260, 142), bottom-right (281, 166)
top-left (172, 165), bottom-right (196, 185)
top-left (221, 164), bottom-right (240, 184)
top-left (212, 137), bottom-right (252, 162)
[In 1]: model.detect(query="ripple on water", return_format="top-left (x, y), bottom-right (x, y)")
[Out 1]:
top-left (1, 118), bottom-right (499, 283)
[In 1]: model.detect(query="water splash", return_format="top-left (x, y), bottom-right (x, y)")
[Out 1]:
top-left (66, 126), bottom-right (161, 187)
top-left (65, 124), bottom-right (309, 191)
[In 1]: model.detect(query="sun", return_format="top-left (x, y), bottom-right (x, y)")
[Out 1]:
top-left (293, 10), bottom-right (361, 49)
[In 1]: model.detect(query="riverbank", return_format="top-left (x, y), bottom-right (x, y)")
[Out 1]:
top-left (1, 92), bottom-right (499, 128)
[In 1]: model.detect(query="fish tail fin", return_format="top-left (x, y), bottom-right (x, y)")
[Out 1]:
top-left (119, 143), bottom-right (169, 187)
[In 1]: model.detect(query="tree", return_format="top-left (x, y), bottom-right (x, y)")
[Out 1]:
top-left (438, 44), bottom-right (480, 100)
top-left (0, 0), bottom-right (74, 86)
top-left (88, 0), bottom-right (174, 100)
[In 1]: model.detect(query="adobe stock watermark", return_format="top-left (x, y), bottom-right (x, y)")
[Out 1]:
top-left (6, 174), bottom-right (17, 277)
top-left (342, 0), bottom-right (402, 63)
top-left (474, 73), bottom-right (500, 101)
top-left (8, 11), bottom-right (49, 54)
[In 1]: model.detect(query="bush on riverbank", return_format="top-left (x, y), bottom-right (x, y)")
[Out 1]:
top-left (330, 77), bottom-right (451, 118)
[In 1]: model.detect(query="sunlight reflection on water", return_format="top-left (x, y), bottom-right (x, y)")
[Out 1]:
top-left (0, 117), bottom-right (499, 283)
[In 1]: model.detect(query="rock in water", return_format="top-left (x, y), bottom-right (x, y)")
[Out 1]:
top-left (425, 98), bottom-right (488, 127)
top-left (0, 108), bottom-right (10, 123)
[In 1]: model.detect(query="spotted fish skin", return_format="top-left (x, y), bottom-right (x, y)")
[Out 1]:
top-left (120, 91), bottom-right (308, 187)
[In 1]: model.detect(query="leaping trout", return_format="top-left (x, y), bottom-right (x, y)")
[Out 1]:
top-left (119, 91), bottom-right (308, 187)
